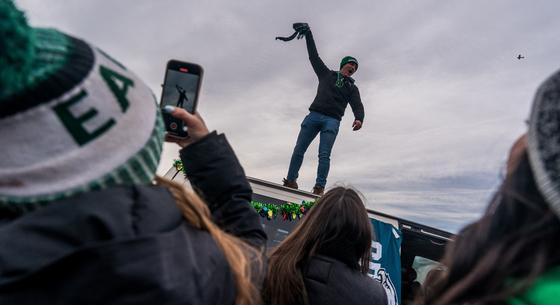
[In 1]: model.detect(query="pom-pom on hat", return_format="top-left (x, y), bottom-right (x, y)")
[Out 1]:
top-left (527, 69), bottom-right (560, 219)
top-left (340, 56), bottom-right (358, 71)
top-left (0, 0), bottom-right (35, 100)
top-left (0, 0), bottom-right (164, 211)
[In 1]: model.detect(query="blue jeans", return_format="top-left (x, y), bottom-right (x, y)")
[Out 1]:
top-left (287, 111), bottom-right (340, 188)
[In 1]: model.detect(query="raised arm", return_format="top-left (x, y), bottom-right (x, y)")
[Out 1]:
top-left (304, 30), bottom-right (330, 79)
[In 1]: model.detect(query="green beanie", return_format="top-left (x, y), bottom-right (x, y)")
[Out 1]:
top-left (340, 56), bottom-right (358, 70)
top-left (0, 0), bottom-right (165, 210)
top-left (0, 0), bottom-right (35, 100)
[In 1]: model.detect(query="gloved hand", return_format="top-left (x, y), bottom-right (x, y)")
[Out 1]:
top-left (292, 22), bottom-right (310, 39)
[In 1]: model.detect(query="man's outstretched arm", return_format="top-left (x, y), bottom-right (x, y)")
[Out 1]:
top-left (303, 28), bottom-right (330, 79)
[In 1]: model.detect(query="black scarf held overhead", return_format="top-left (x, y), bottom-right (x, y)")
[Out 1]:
top-left (275, 23), bottom-right (309, 41)
top-left (275, 31), bottom-right (299, 41)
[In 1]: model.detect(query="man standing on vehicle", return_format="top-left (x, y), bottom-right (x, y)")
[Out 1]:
top-left (281, 23), bottom-right (365, 195)
top-left (175, 85), bottom-right (188, 108)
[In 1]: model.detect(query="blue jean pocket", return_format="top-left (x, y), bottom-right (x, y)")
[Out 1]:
top-left (323, 119), bottom-right (340, 134)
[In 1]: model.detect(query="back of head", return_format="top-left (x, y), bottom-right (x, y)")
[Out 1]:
top-left (0, 0), bottom-right (164, 214)
top-left (309, 187), bottom-right (372, 269)
top-left (526, 68), bottom-right (560, 220)
top-left (265, 186), bottom-right (372, 305)
top-left (417, 69), bottom-right (560, 305)
top-left (0, 3), bottom-right (261, 305)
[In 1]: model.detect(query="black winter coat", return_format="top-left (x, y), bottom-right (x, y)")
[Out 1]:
top-left (0, 132), bottom-right (266, 305)
top-left (303, 255), bottom-right (388, 305)
top-left (305, 31), bottom-right (365, 123)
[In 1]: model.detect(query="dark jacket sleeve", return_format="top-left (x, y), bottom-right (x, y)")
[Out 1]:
top-left (179, 131), bottom-right (267, 249)
top-left (305, 31), bottom-right (330, 79)
top-left (349, 86), bottom-right (365, 122)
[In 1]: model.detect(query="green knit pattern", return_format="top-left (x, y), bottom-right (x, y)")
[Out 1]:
top-left (29, 28), bottom-right (70, 85)
top-left (0, 1), bottom-right (70, 101)
top-left (0, 0), bottom-right (35, 100)
top-left (0, 0), bottom-right (165, 210)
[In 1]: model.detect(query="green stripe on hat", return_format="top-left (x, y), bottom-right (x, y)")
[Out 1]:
top-left (0, 0), bottom-right (165, 213)
top-left (29, 29), bottom-right (70, 85)
top-left (0, 113), bottom-right (165, 209)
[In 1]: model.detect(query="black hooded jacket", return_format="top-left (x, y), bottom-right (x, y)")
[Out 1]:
top-left (305, 31), bottom-right (365, 123)
top-left (0, 132), bottom-right (266, 305)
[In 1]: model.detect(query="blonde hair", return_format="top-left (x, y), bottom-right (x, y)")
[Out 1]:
top-left (155, 176), bottom-right (261, 305)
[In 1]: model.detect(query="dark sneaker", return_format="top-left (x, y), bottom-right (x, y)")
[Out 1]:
top-left (283, 178), bottom-right (298, 189)
top-left (312, 186), bottom-right (324, 196)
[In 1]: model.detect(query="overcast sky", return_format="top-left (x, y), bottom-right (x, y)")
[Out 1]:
top-left (17, 0), bottom-right (560, 232)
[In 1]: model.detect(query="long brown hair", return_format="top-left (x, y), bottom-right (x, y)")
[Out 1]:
top-left (155, 176), bottom-right (261, 305)
top-left (414, 152), bottom-right (560, 305)
top-left (264, 186), bottom-right (373, 305)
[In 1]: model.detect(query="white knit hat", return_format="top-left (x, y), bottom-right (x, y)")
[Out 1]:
top-left (527, 69), bottom-right (560, 218)
top-left (0, 1), bottom-right (164, 210)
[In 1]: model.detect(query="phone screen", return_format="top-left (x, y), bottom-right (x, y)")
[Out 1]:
top-left (160, 60), bottom-right (203, 137)
top-left (161, 69), bottom-right (200, 113)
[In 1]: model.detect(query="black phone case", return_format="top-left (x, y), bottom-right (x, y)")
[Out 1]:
top-left (162, 113), bottom-right (187, 137)
top-left (160, 60), bottom-right (203, 138)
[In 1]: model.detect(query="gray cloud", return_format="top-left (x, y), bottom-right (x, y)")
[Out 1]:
top-left (17, 0), bottom-right (560, 233)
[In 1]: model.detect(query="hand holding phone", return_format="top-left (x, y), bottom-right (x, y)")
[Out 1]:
top-left (163, 107), bottom-right (209, 148)
top-left (160, 60), bottom-right (203, 138)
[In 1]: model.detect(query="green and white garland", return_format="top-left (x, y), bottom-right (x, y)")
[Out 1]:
top-left (252, 200), bottom-right (315, 221)
top-left (173, 160), bottom-right (316, 221)
top-left (173, 159), bottom-right (184, 173)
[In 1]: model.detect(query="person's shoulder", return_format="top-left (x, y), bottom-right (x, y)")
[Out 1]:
top-left (304, 256), bottom-right (387, 305)
top-left (344, 272), bottom-right (386, 305)
top-left (305, 255), bottom-right (380, 288)
top-left (331, 262), bottom-right (382, 291)
top-left (52, 184), bottom-right (183, 235)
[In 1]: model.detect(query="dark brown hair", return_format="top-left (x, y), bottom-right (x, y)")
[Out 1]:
top-left (264, 186), bottom-right (373, 305)
top-left (414, 152), bottom-right (560, 305)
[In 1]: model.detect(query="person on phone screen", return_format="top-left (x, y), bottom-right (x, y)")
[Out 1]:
top-left (281, 23), bottom-right (365, 195)
top-left (175, 84), bottom-right (189, 108)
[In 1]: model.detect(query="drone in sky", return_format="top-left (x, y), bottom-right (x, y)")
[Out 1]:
top-left (517, 54), bottom-right (525, 60)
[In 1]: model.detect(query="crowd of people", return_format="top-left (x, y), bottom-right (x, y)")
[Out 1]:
top-left (1, 1), bottom-right (559, 304)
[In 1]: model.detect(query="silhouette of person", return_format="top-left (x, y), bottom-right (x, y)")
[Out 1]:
top-left (175, 85), bottom-right (188, 108)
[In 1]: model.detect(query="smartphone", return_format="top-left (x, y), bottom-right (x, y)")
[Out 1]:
top-left (160, 60), bottom-right (203, 137)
